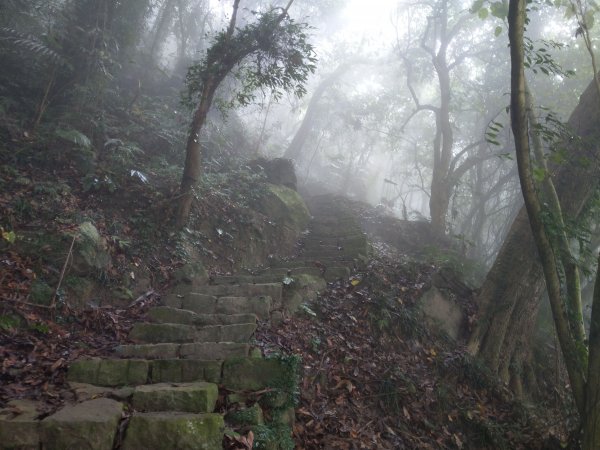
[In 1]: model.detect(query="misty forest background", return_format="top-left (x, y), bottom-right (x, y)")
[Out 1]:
top-left (3, 0), bottom-right (600, 448)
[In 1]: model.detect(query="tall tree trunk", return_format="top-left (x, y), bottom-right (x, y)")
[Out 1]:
top-left (284, 62), bottom-right (356, 160)
top-left (468, 74), bottom-right (600, 385)
top-left (176, 77), bottom-right (218, 227)
top-left (507, 0), bottom-right (586, 413)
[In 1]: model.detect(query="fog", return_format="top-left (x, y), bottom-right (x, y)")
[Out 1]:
top-left (1, 0), bottom-right (596, 263)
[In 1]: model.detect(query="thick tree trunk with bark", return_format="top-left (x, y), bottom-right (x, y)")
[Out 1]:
top-left (468, 75), bottom-right (600, 385)
top-left (175, 77), bottom-right (218, 227)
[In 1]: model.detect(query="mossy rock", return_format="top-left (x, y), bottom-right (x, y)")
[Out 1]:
top-left (41, 398), bottom-right (123, 450)
top-left (252, 423), bottom-right (294, 450)
top-left (222, 356), bottom-right (298, 400)
top-left (30, 279), bottom-right (54, 306)
top-left (64, 276), bottom-right (96, 306)
top-left (122, 412), bottom-right (224, 450)
top-left (225, 404), bottom-right (264, 427)
top-left (282, 274), bottom-right (327, 313)
top-left (257, 184), bottom-right (310, 231)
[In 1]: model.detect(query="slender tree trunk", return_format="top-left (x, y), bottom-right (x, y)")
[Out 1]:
top-left (429, 176), bottom-right (451, 236)
top-left (498, 0), bottom-right (588, 414)
top-left (176, 77), bottom-right (217, 227)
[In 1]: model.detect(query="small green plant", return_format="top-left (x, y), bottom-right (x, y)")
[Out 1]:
top-left (1, 226), bottom-right (16, 244)
top-left (30, 322), bottom-right (49, 334)
top-left (0, 315), bottom-right (21, 330)
top-left (252, 423), bottom-right (294, 450)
top-left (309, 336), bottom-right (321, 352)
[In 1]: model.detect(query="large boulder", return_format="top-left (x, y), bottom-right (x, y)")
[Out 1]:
top-left (418, 287), bottom-right (464, 340)
top-left (257, 184), bottom-right (310, 232)
top-left (248, 158), bottom-right (297, 190)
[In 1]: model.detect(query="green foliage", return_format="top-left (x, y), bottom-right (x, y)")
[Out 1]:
top-left (252, 423), bottom-right (294, 450)
top-left (198, 168), bottom-right (268, 209)
top-left (0, 315), bottom-right (21, 331)
top-left (55, 128), bottom-right (92, 149)
top-left (1, 226), bottom-right (16, 244)
top-left (184, 7), bottom-right (316, 109)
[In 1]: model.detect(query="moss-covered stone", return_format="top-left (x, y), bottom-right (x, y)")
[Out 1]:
top-left (0, 400), bottom-right (41, 449)
top-left (132, 382), bottom-right (218, 413)
top-left (129, 323), bottom-right (197, 343)
top-left (225, 404), bottom-right (264, 427)
top-left (150, 360), bottom-right (223, 384)
top-left (30, 279), bottom-right (53, 306)
top-left (252, 423), bottom-right (294, 450)
top-left (257, 184), bottom-right (310, 231)
top-left (221, 357), bottom-right (296, 392)
top-left (115, 343), bottom-right (180, 359)
top-left (122, 412), bottom-right (224, 450)
top-left (173, 261), bottom-right (208, 286)
top-left (68, 358), bottom-right (149, 387)
top-left (41, 398), bottom-right (123, 450)
top-left (281, 274), bottom-right (327, 313)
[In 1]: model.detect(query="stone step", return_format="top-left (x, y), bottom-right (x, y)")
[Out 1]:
top-left (164, 294), bottom-right (272, 319)
top-left (148, 307), bottom-right (257, 326)
top-left (68, 358), bottom-right (223, 386)
top-left (150, 359), bottom-right (222, 384)
top-left (301, 248), bottom-right (365, 259)
top-left (307, 226), bottom-right (363, 237)
top-left (129, 322), bottom-right (256, 344)
top-left (131, 382), bottom-right (218, 413)
top-left (259, 265), bottom-right (351, 282)
top-left (68, 358), bottom-right (150, 387)
top-left (302, 234), bottom-right (366, 246)
top-left (194, 282), bottom-right (282, 300)
top-left (267, 257), bottom-right (356, 269)
top-left (301, 242), bottom-right (368, 254)
top-left (211, 266), bottom-right (341, 285)
top-left (309, 217), bottom-right (358, 226)
top-left (122, 412), bottom-right (223, 450)
top-left (116, 342), bottom-right (251, 360)
top-left (41, 398), bottom-right (123, 450)
top-left (209, 274), bottom-right (284, 285)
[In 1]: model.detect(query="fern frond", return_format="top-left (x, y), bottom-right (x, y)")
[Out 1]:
top-left (0, 27), bottom-right (66, 66)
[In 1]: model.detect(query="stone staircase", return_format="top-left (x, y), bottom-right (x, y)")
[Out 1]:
top-left (0, 194), bottom-right (368, 450)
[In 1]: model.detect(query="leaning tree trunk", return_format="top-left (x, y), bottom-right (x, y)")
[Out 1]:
top-left (468, 75), bottom-right (600, 385)
top-left (284, 62), bottom-right (356, 161)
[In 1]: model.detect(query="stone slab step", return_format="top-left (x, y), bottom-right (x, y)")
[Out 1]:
top-left (68, 358), bottom-right (149, 387)
top-left (129, 322), bottom-right (256, 344)
top-left (122, 412), bottom-right (223, 450)
top-left (165, 293), bottom-right (272, 319)
top-left (41, 398), bottom-right (123, 450)
top-left (260, 265), bottom-right (350, 281)
top-left (211, 265), bottom-right (350, 285)
top-left (301, 248), bottom-right (365, 259)
top-left (302, 242), bottom-right (368, 254)
top-left (267, 257), bottom-right (356, 269)
top-left (148, 307), bottom-right (257, 326)
top-left (116, 342), bottom-right (251, 360)
top-left (151, 359), bottom-right (222, 384)
top-left (68, 358), bottom-right (222, 386)
top-left (195, 283), bottom-right (282, 300)
top-left (131, 382), bottom-right (218, 413)
top-left (302, 234), bottom-right (366, 246)
top-left (0, 400), bottom-right (41, 449)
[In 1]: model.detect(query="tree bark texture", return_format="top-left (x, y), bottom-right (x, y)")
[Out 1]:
top-left (469, 74), bottom-right (600, 384)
